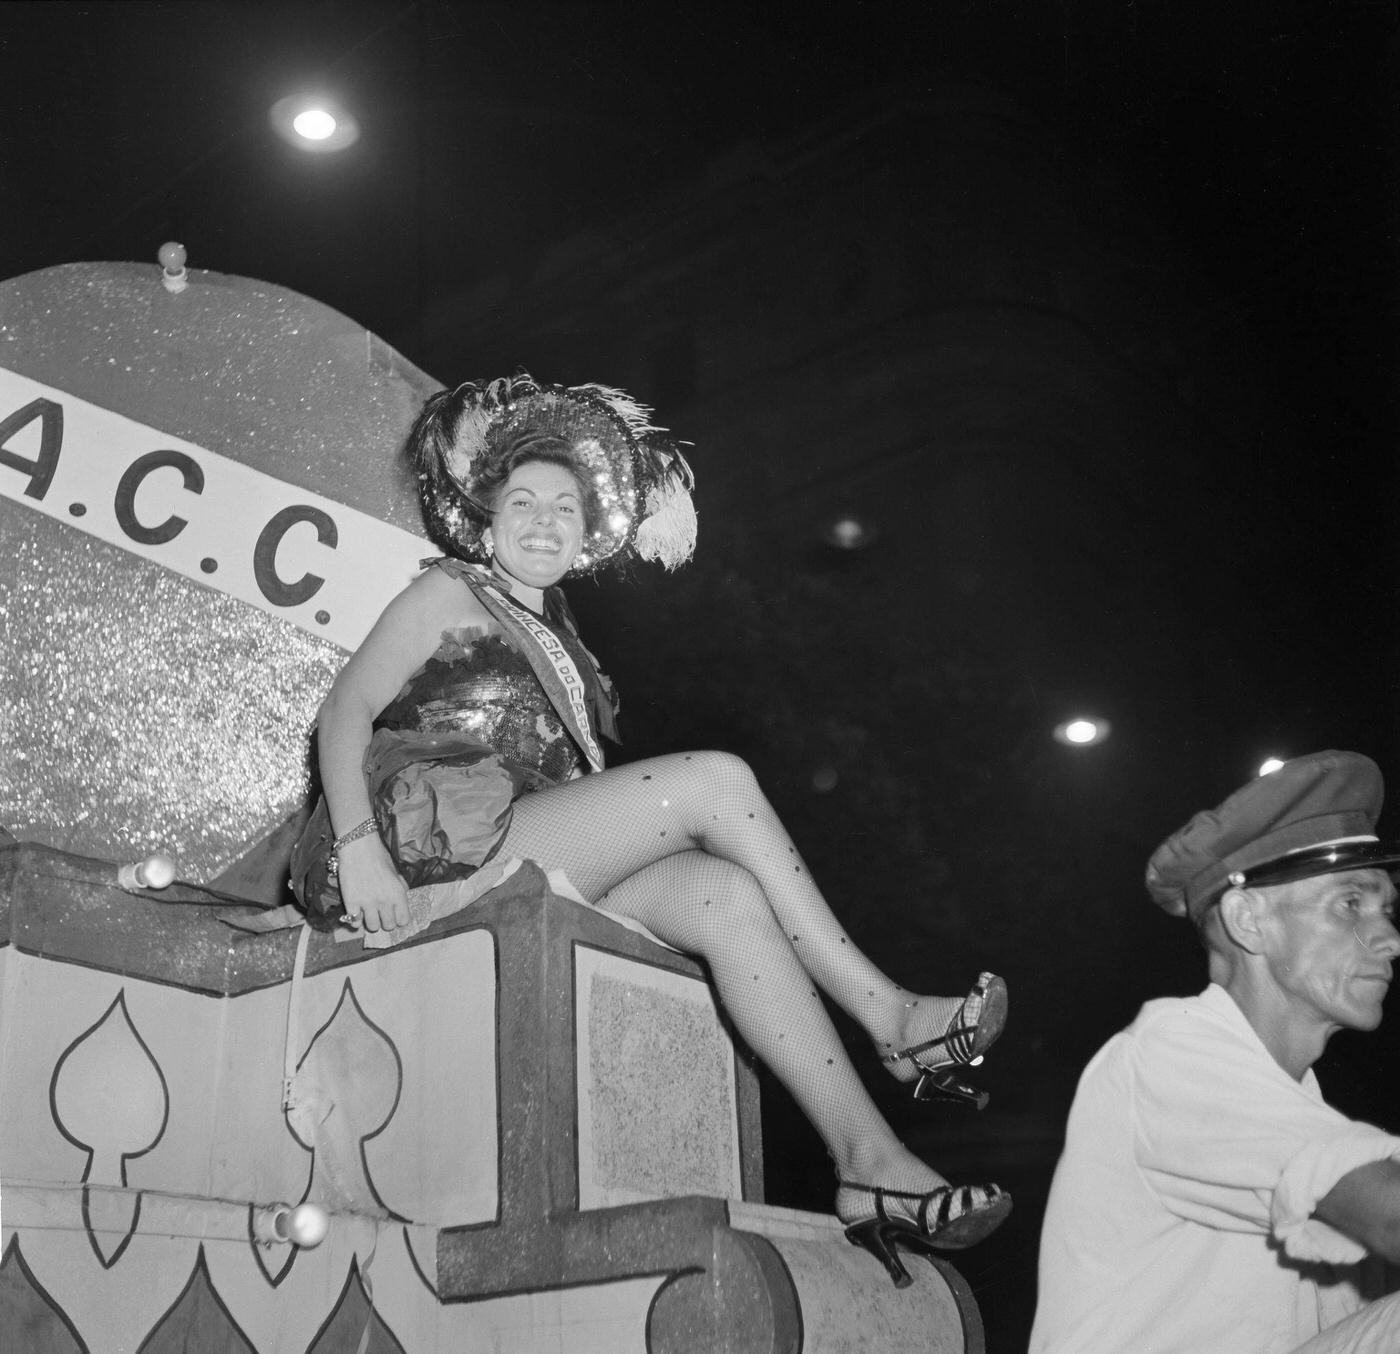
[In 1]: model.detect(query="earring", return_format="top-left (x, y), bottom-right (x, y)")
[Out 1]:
top-left (482, 531), bottom-right (494, 557)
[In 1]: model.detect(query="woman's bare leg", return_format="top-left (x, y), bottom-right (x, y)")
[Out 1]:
top-left (509, 750), bottom-right (964, 1058)
top-left (588, 850), bottom-right (944, 1192)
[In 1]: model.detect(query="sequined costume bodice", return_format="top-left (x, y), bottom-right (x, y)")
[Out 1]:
top-left (376, 625), bottom-right (585, 787)
top-left (291, 560), bottom-right (617, 912)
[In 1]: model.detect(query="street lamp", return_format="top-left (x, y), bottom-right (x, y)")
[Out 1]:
top-left (269, 95), bottom-right (360, 153)
top-left (1053, 717), bottom-right (1111, 748)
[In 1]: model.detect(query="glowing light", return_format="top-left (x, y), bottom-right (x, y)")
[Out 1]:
top-left (822, 516), bottom-right (877, 550)
top-left (1258, 758), bottom-right (1285, 776)
top-left (269, 96), bottom-right (360, 153)
top-left (292, 109), bottom-right (337, 141)
top-left (1053, 717), bottom-right (1111, 747)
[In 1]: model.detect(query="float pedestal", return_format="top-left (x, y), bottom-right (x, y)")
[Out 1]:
top-left (0, 842), bottom-right (984, 1351)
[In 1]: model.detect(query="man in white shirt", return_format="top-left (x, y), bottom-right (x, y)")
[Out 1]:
top-left (1031, 750), bottom-right (1400, 1353)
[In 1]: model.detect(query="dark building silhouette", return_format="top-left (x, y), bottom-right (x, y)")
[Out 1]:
top-left (401, 83), bottom-right (1397, 1349)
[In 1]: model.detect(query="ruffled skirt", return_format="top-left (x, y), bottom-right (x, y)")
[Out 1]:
top-left (291, 727), bottom-right (544, 920)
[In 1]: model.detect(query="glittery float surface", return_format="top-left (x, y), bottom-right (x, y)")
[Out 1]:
top-left (1, 505), bottom-right (344, 879)
top-left (0, 260), bottom-right (442, 878)
top-left (587, 972), bottom-right (737, 1198)
top-left (0, 262), bottom-right (437, 531)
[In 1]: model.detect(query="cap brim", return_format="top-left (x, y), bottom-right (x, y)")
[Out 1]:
top-left (1233, 840), bottom-right (1400, 891)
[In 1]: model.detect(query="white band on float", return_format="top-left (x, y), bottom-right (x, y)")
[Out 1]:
top-left (0, 367), bottom-right (429, 651)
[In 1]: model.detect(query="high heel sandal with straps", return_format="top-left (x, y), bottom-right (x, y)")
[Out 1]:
top-left (836, 1181), bottom-right (1013, 1289)
top-left (882, 971), bottom-right (1008, 1109)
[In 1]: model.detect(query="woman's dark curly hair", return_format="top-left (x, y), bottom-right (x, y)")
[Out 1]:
top-left (405, 385), bottom-right (601, 556)
top-left (471, 431), bottom-right (602, 536)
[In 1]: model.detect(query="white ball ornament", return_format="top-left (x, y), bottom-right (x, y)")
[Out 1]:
top-left (117, 853), bottom-right (177, 890)
top-left (158, 241), bottom-right (188, 293)
top-left (278, 1202), bottom-right (330, 1248)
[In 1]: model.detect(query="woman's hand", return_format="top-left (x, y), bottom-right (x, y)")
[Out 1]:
top-left (335, 834), bottom-right (411, 932)
top-left (314, 567), bottom-right (487, 935)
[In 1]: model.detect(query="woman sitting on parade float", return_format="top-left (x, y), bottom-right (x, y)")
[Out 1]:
top-left (291, 374), bottom-right (1012, 1286)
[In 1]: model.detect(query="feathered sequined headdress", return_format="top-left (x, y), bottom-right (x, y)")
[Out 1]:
top-left (411, 373), bottom-right (697, 574)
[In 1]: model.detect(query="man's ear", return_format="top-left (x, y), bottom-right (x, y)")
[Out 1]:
top-left (1218, 886), bottom-right (1269, 953)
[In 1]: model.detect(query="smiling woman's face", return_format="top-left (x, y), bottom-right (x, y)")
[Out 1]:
top-left (484, 460), bottom-right (585, 589)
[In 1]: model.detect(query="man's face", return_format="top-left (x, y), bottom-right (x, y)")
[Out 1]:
top-left (1260, 868), bottom-right (1400, 1034)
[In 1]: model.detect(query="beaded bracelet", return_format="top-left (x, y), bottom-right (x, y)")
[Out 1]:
top-left (327, 816), bottom-right (378, 881)
top-left (333, 817), bottom-right (378, 851)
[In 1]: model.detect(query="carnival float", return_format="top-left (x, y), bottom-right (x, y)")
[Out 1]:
top-left (0, 251), bottom-right (986, 1352)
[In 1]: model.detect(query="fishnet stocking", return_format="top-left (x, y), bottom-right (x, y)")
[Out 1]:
top-left (505, 750), bottom-right (965, 1190)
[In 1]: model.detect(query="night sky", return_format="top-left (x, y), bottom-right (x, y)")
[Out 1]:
top-left (7, 2), bottom-right (1394, 641)
top-left (7, 3), bottom-right (1396, 403)
top-left (4, 4), bottom-right (1398, 1346)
